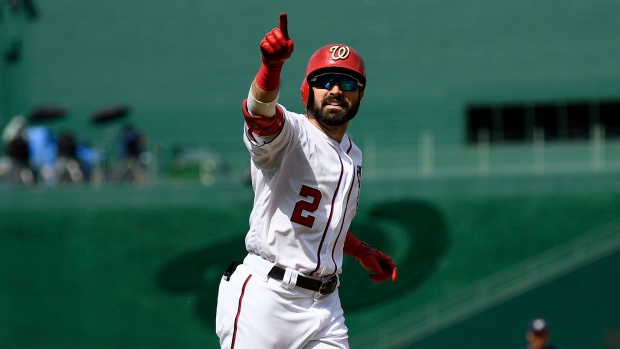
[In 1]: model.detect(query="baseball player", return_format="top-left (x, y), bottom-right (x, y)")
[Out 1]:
top-left (215, 12), bottom-right (397, 349)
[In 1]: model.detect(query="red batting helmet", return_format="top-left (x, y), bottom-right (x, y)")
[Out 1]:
top-left (300, 44), bottom-right (366, 109)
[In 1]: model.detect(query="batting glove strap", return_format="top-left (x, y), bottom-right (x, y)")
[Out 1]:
top-left (255, 61), bottom-right (284, 92)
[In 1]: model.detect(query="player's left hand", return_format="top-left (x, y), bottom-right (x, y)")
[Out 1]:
top-left (355, 244), bottom-right (398, 283)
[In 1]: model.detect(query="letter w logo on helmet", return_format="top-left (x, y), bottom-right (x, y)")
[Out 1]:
top-left (329, 46), bottom-right (350, 60)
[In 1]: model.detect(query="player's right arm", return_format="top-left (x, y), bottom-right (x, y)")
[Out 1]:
top-left (245, 13), bottom-right (294, 125)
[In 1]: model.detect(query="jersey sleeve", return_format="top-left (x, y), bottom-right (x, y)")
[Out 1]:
top-left (242, 100), bottom-right (297, 170)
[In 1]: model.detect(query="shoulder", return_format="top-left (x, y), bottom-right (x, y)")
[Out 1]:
top-left (279, 105), bottom-right (305, 123)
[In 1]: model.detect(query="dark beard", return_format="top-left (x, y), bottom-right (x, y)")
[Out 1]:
top-left (307, 95), bottom-right (359, 127)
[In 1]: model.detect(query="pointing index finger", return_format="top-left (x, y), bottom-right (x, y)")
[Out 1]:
top-left (279, 12), bottom-right (289, 40)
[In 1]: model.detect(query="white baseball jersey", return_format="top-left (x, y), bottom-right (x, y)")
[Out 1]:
top-left (243, 103), bottom-right (363, 278)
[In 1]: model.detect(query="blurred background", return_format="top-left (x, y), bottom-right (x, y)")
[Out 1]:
top-left (1, 0), bottom-right (620, 348)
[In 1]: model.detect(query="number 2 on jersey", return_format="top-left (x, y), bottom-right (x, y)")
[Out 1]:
top-left (291, 185), bottom-right (322, 227)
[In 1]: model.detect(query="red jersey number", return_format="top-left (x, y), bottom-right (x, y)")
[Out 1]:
top-left (291, 185), bottom-right (322, 227)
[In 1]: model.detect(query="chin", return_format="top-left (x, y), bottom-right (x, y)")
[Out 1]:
top-left (309, 105), bottom-right (358, 127)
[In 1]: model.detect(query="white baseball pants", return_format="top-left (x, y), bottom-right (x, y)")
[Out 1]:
top-left (216, 254), bottom-right (349, 349)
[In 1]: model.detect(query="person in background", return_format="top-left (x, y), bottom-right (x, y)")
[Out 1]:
top-left (26, 125), bottom-right (57, 186)
top-left (55, 131), bottom-right (84, 184)
top-left (521, 318), bottom-right (565, 349)
top-left (4, 118), bottom-right (35, 186)
top-left (110, 124), bottom-right (147, 184)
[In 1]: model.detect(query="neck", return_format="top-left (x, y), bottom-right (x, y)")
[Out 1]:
top-left (307, 116), bottom-right (348, 142)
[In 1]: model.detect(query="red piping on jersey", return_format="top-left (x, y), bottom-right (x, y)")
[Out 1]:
top-left (329, 135), bottom-right (355, 274)
top-left (329, 161), bottom-right (357, 276)
top-left (311, 148), bottom-right (344, 276)
top-left (231, 275), bottom-right (252, 349)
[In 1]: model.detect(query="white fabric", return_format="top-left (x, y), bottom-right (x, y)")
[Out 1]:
top-left (243, 104), bottom-right (363, 277)
top-left (246, 88), bottom-right (279, 117)
top-left (241, 252), bottom-right (274, 281)
top-left (216, 255), bottom-right (349, 349)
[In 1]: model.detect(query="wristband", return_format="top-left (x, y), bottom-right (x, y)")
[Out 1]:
top-left (247, 88), bottom-right (279, 117)
top-left (255, 61), bottom-right (283, 91)
top-left (353, 241), bottom-right (372, 260)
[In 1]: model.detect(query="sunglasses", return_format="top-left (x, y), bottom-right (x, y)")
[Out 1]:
top-left (310, 73), bottom-right (363, 92)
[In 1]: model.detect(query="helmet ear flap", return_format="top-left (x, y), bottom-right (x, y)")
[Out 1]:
top-left (300, 80), bottom-right (310, 109)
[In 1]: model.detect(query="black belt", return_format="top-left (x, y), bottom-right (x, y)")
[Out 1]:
top-left (268, 265), bottom-right (338, 295)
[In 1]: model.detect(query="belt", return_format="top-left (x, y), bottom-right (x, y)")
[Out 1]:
top-left (268, 265), bottom-right (338, 295)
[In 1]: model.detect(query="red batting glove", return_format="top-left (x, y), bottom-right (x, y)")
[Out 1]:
top-left (255, 12), bottom-right (295, 91)
top-left (354, 243), bottom-right (398, 283)
top-left (344, 232), bottom-right (398, 283)
top-left (260, 12), bottom-right (294, 66)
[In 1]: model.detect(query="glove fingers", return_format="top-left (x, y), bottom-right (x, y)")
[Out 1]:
top-left (373, 253), bottom-right (398, 283)
top-left (369, 272), bottom-right (390, 283)
top-left (381, 255), bottom-right (398, 282)
top-left (361, 258), bottom-right (384, 276)
top-left (259, 38), bottom-right (274, 55)
top-left (271, 28), bottom-right (288, 48)
top-left (279, 12), bottom-right (289, 40)
top-left (265, 33), bottom-right (282, 52)
top-left (368, 266), bottom-right (397, 283)
top-left (287, 39), bottom-right (294, 53)
top-left (391, 267), bottom-right (398, 282)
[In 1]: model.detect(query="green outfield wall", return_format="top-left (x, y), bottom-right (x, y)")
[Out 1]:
top-left (404, 249), bottom-right (620, 349)
top-left (1, 180), bottom-right (619, 348)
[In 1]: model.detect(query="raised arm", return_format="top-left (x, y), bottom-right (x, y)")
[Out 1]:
top-left (249, 12), bottom-right (294, 114)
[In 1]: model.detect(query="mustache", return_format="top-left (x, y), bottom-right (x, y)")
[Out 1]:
top-left (321, 96), bottom-right (347, 107)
